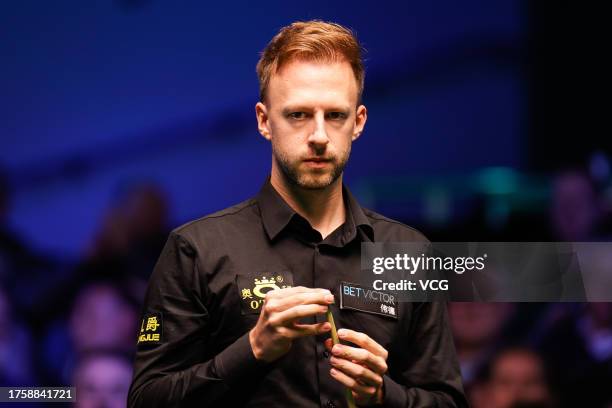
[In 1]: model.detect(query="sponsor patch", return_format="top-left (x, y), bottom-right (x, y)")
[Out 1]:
top-left (236, 272), bottom-right (294, 314)
top-left (339, 281), bottom-right (398, 320)
top-left (137, 312), bottom-right (163, 344)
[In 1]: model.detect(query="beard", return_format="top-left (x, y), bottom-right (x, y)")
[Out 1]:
top-left (272, 146), bottom-right (350, 190)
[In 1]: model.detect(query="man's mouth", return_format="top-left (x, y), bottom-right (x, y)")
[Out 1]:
top-left (304, 157), bottom-right (329, 162)
top-left (303, 157), bottom-right (332, 168)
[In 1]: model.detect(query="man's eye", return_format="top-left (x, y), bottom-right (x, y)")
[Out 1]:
top-left (327, 112), bottom-right (347, 120)
top-left (288, 112), bottom-right (307, 120)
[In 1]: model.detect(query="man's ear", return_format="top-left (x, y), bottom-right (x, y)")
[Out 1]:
top-left (255, 102), bottom-right (271, 141)
top-left (352, 104), bottom-right (367, 141)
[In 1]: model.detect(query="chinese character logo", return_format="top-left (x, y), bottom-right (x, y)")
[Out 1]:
top-left (138, 313), bottom-right (163, 344)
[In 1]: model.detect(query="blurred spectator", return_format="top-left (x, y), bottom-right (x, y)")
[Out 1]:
top-left (550, 170), bottom-right (604, 241)
top-left (0, 286), bottom-right (35, 386)
top-left (90, 207), bottom-right (132, 259)
top-left (69, 282), bottom-right (139, 352)
top-left (37, 182), bottom-right (169, 324)
top-left (474, 347), bottom-right (553, 408)
top-left (537, 303), bottom-right (612, 408)
top-left (90, 182), bottom-right (169, 274)
top-left (73, 349), bottom-right (133, 408)
top-left (448, 302), bottom-right (516, 385)
top-left (41, 281), bottom-right (139, 385)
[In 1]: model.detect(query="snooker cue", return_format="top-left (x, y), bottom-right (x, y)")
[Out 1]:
top-left (326, 308), bottom-right (357, 408)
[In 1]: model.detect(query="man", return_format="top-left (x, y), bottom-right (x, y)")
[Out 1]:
top-left (483, 347), bottom-right (552, 408)
top-left (74, 350), bottom-right (134, 408)
top-left (128, 20), bottom-right (467, 407)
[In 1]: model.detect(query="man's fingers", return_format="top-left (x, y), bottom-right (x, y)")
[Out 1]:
top-left (331, 344), bottom-right (387, 375)
top-left (262, 286), bottom-right (308, 300)
top-left (330, 356), bottom-right (382, 387)
top-left (264, 291), bottom-right (334, 314)
top-left (289, 321), bottom-right (331, 338)
top-left (337, 328), bottom-right (388, 360)
top-left (266, 286), bottom-right (331, 300)
top-left (269, 304), bottom-right (329, 326)
top-left (329, 367), bottom-right (378, 396)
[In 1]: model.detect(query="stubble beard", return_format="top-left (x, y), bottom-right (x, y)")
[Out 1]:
top-left (272, 146), bottom-right (350, 190)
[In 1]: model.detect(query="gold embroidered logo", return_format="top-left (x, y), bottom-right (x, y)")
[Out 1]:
top-left (237, 274), bottom-right (293, 313)
top-left (138, 313), bottom-right (163, 344)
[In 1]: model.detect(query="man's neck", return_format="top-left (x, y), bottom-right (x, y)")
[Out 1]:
top-left (270, 171), bottom-right (346, 240)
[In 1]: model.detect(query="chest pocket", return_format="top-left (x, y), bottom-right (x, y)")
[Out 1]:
top-left (235, 270), bottom-right (295, 315)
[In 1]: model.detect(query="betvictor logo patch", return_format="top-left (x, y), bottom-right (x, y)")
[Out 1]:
top-left (339, 281), bottom-right (398, 320)
top-left (236, 272), bottom-right (293, 314)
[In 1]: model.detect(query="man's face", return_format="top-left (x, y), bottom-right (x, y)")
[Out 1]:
top-left (488, 351), bottom-right (550, 408)
top-left (74, 357), bottom-right (132, 408)
top-left (256, 59), bottom-right (367, 190)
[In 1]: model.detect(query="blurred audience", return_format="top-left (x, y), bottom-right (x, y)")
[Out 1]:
top-left (448, 302), bottom-right (516, 385)
top-left (90, 182), bottom-right (169, 272)
top-left (73, 349), bottom-right (133, 408)
top-left (41, 280), bottom-right (139, 385)
top-left (34, 182), bottom-right (169, 330)
top-left (549, 170), bottom-right (604, 241)
top-left (69, 282), bottom-right (139, 353)
top-left (537, 303), bottom-right (612, 408)
top-left (472, 347), bottom-right (554, 408)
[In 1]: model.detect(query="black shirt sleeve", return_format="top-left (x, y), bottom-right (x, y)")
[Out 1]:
top-left (127, 232), bottom-right (269, 408)
top-left (383, 301), bottom-right (469, 408)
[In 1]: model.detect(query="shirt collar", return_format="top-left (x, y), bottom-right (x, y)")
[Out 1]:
top-left (257, 177), bottom-right (374, 242)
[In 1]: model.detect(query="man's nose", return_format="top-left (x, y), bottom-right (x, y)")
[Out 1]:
top-left (307, 113), bottom-right (329, 150)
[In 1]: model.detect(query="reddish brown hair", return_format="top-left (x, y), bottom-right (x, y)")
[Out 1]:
top-left (256, 20), bottom-right (365, 103)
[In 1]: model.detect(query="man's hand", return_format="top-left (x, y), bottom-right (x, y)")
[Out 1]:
top-left (324, 328), bottom-right (389, 406)
top-left (249, 286), bottom-right (334, 362)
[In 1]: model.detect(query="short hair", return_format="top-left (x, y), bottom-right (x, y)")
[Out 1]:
top-left (256, 20), bottom-right (365, 104)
